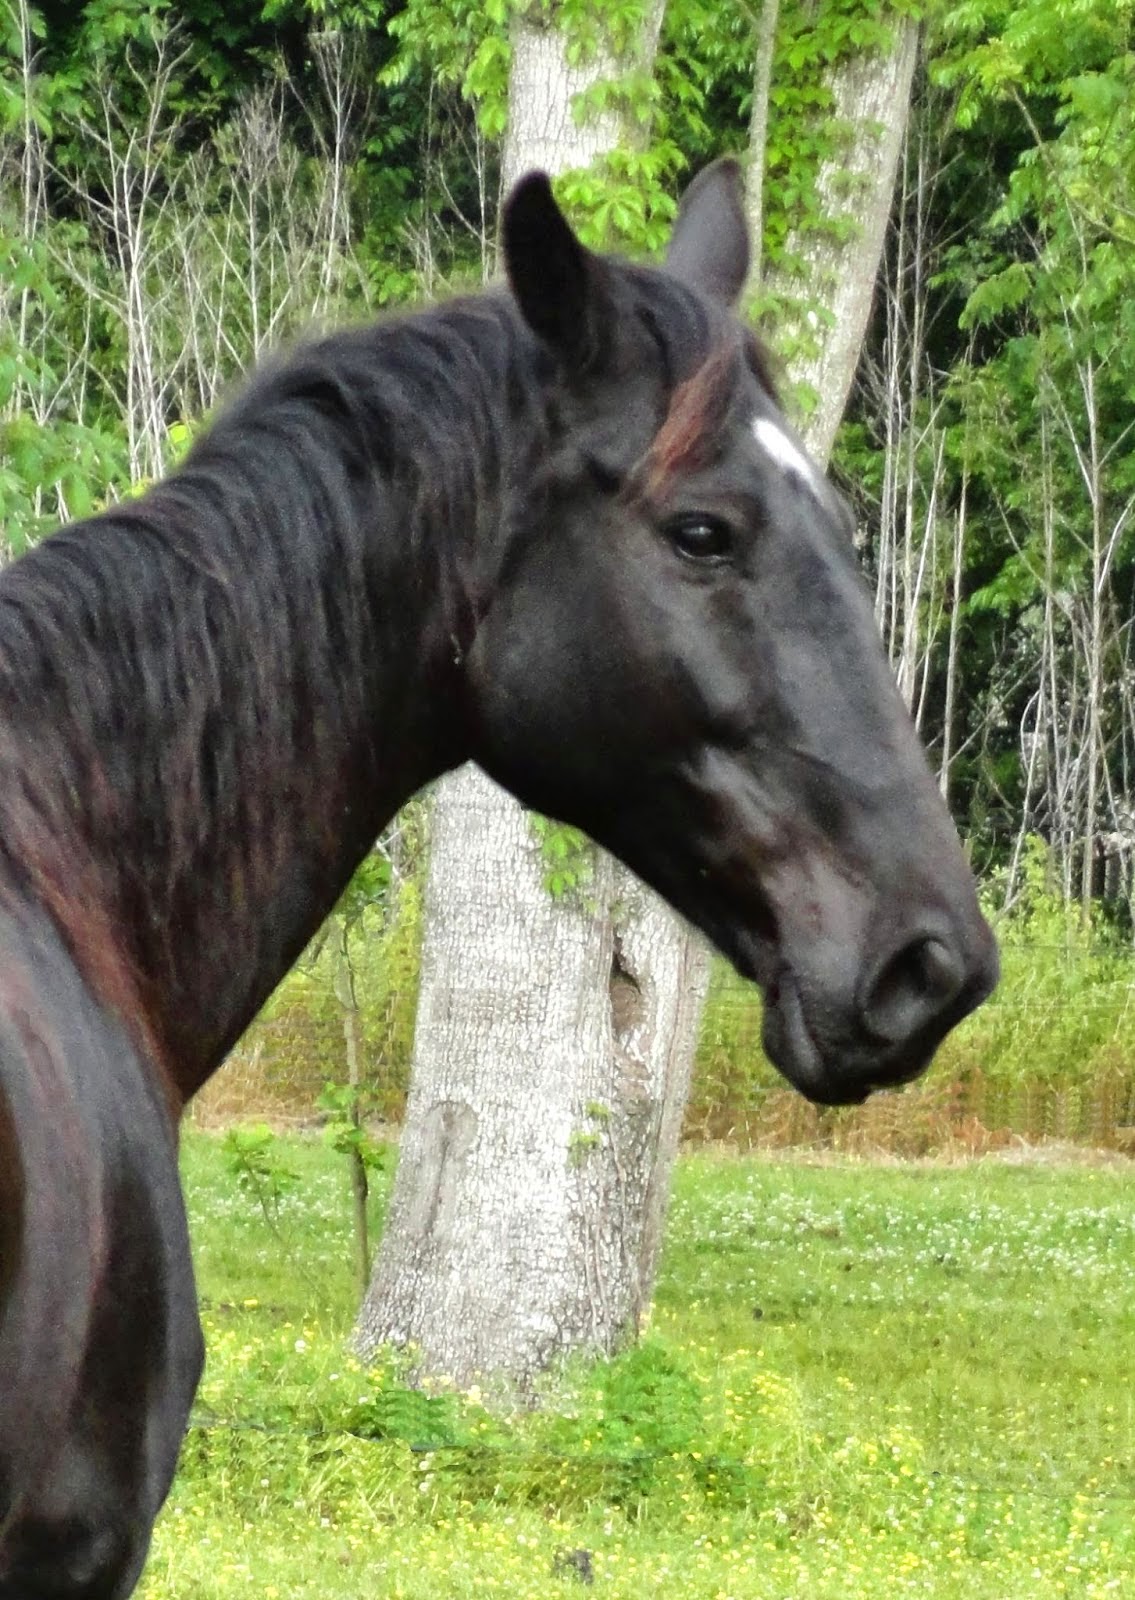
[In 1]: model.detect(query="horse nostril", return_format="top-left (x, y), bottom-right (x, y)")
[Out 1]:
top-left (860, 934), bottom-right (965, 1045)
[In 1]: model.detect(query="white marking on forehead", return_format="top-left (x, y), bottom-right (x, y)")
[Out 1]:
top-left (752, 416), bottom-right (822, 497)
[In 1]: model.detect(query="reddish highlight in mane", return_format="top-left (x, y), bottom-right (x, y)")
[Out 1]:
top-left (635, 328), bottom-right (779, 505)
top-left (636, 344), bottom-right (740, 501)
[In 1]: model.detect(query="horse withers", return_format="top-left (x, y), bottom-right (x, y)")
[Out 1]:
top-left (0, 160), bottom-right (996, 1597)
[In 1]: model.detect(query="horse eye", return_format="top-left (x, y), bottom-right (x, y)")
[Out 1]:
top-left (665, 514), bottom-right (733, 564)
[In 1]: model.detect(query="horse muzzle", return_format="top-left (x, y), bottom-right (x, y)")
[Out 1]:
top-left (753, 913), bottom-right (1000, 1106)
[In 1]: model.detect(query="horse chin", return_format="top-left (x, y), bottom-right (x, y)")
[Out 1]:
top-left (610, 849), bottom-right (932, 1108)
top-left (760, 967), bottom-right (943, 1107)
top-left (759, 972), bottom-right (870, 1107)
top-left (708, 923), bottom-right (846, 1105)
top-left (725, 928), bottom-right (918, 1108)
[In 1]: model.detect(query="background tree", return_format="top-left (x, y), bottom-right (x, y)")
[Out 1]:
top-left (357, 0), bottom-right (937, 1390)
top-left (10, 0), bottom-right (1130, 917)
top-left (354, 0), bottom-right (712, 1391)
top-left (758, 6), bottom-right (920, 464)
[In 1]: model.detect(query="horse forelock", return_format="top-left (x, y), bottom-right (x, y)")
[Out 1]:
top-left (635, 342), bottom-right (740, 499)
top-left (621, 264), bottom-right (779, 504)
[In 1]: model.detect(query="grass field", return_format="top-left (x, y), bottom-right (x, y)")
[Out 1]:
top-left (139, 1134), bottom-right (1135, 1598)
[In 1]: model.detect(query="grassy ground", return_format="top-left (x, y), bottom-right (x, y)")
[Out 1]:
top-left (140, 1135), bottom-right (1135, 1599)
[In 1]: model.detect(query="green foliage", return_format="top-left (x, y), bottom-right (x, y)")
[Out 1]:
top-left (385, 0), bottom-right (670, 148)
top-left (566, 1127), bottom-right (600, 1167)
top-left (688, 957), bottom-right (771, 1138)
top-left (219, 1123), bottom-right (300, 1228)
top-left (331, 848), bottom-right (393, 937)
top-left (4, 0), bottom-right (1134, 1111)
top-left (0, 219), bottom-right (128, 553)
top-left (159, 1134), bottom-right (1135, 1598)
top-left (0, 409), bottom-right (123, 552)
top-left (964, 839), bottom-right (1135, 1088)
top-left (528, 813), bottom-right (594, 901)
top-left (234, 827), bottom-right (426, 1122)
top-left (383, 0), bottom-right (510, 138)
top-left (10, 0), bottom-right (1125, 916)
top-left (554, 142), bottom-right (681, 254)
top-left (544, 1339), bottom-right (708, 1468)
top-left (230, 836), bottom-right (1135, 1144)
top-left (317, 1081), bottom-right (387, 1170)
top-left (826, 0), bottom-right (1135, 884)
top-left (346, 1376), bottom-right (464, 1450)
top-left (0, 0), bottom-right (425, 529)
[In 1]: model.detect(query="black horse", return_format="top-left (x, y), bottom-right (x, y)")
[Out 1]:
top-left (0, 161), bottom-right (997, 1597)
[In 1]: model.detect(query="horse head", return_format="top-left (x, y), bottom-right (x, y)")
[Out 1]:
top-left (466, 159), bottom-right (998, 1105)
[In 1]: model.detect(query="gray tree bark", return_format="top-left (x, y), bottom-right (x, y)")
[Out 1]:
top-left (744, 0), bottom-right (779, 291)
top-left (355, 3), bottom-right (705, 1392)
top-left (354, 768), bottom-right (705, 1384)
top-left (760, 15), bottom-right (920, 465)
top-left (501, 1), bottom-right (665, 193)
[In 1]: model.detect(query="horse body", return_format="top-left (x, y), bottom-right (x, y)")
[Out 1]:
top-left (0, 903), bottom-right (201, 1597)
top-left (0, 161), bottom-right (996, 1596)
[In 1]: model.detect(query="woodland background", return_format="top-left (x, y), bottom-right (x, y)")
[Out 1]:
top-left (2, 0), bottom-right (1134, 1149)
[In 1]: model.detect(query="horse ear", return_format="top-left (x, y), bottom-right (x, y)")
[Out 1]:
top-left (665, 157), bottom-right (750, 308)
top-left (502, 171), bottom-right (612, 369)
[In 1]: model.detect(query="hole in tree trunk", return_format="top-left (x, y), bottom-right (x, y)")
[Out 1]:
top-left (608, 940), bottom-right (645, 1042)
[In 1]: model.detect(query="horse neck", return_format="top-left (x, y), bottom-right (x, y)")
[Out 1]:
top-left (0, 298), bottom-right (530, 1103)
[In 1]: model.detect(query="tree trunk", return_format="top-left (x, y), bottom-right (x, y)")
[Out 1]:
top-left (743, 0), bottom-right (779, 290)
top-left (762, 16), bottom-right (920, 465)
top-left (332, 917), bottom-right (370, 1300)
top-left (501, 1), bottom-right (665, 193)
top-left (355, 3), bottom-right (704, 1391)
top-left (354, 767), bottom-right (705, 1385)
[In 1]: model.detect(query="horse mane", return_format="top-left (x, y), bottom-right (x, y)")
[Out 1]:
top-left (0, 270), bottom-right (762, 1090)
top-left (0, 294), bottom-right (528, 1084)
